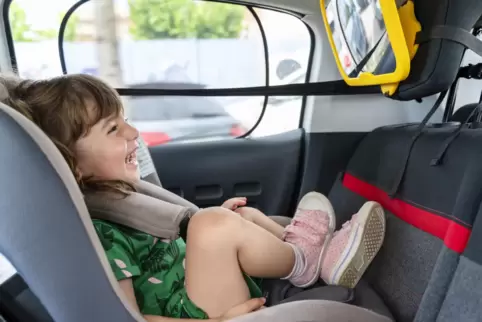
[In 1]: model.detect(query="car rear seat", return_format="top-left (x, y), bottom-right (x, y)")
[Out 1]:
top-left (4, 94), bottom-right (482, 321)
top-left (323, 5), bottom-right (482, 318)
top-left (327, 122), bottom-right (482, 321)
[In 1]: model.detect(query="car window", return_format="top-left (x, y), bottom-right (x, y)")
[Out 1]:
top-left (128, 96), bottom-right (227, 121)
top-left (185, 97), bottom-right (227, 118)
top-left (9, 0), bottom-right (312, 147)
top-left (128, 97), bottom-right (172, 121)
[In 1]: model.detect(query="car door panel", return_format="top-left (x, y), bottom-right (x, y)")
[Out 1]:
top-left (149, 130), bottom-right (304, 216)
top-left (298, 132), bottom-right (367, 197)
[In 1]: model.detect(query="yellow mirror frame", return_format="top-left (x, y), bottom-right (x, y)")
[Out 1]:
top-left (320, 0), bottom-right (412, 86)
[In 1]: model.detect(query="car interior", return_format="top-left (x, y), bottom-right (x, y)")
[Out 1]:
top-left (1, 0), bottom-right (482, 321)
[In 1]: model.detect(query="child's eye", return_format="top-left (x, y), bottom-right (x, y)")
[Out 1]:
top-left (108, 124), bottom-right (118, 134)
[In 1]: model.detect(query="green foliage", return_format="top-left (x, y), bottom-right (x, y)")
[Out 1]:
top-left (35, 29), bottom-right (57, 40)
top-left (128, 0), bottom-right (245, 40)
top-left (61, 13), bottom-right (80, 42)
top-left (9, 2), bottom-right (34, 42)
top-left (10, 2), bottom-right (63, 42)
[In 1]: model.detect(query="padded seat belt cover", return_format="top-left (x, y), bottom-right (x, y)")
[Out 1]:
top-left (85, 181), bottom-right (199, 240)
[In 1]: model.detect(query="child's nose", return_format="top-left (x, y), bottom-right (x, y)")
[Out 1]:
top-left (125, 123), bottom-right (139, 141)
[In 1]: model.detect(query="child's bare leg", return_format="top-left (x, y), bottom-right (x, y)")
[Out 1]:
top-left (234, 207), bottom-right (285, 239)
top-left (186, 193), bottom-right (337, 318)
top-left (185, 207), bottom-right (295, 318)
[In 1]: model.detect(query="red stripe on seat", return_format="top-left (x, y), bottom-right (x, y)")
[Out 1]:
top-left (342, 173), bottom-right (471, 253)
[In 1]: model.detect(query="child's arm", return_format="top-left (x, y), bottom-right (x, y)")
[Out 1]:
top-left (119, 279), bottom-right (264, 322)
top-left (234, 207), bottom-right (285, 239)
top-left (222, 198), bottom-right (285, 239)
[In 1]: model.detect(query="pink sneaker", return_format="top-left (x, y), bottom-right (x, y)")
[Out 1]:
top-left (282, 192), bottom-right (336, 288)
top-left (321, 201), bottom-right (385, 288)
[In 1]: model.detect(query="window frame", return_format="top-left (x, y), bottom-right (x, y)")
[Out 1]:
top-left (3, 0), bottom-right (315, 138)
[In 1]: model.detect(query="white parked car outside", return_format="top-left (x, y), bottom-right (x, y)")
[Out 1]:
top-left (225, 50), bottom-right (309, 137)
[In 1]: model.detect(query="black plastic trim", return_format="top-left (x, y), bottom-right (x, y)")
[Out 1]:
top-left (58, 0), bottom-right (89, 75)
top-left (240, 6), bottom-right (269, 138)
top-left (299, 20), bottom-right (316, 128)
top-left (2, 0), bottom-right (17, 72)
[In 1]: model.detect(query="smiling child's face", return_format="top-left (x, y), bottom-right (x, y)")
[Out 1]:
top-left (74, 111), bottom-right (141, 184)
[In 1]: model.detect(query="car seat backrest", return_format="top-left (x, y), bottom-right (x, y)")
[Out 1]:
top-left (396, 0), bottom-right (482, 100)
top-left (0, 103), bottom-right (143, 322)
top-left (328, 124), bottom-right (482, 321)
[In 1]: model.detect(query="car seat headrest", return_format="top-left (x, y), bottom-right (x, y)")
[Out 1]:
top-left (450, 103), bottom-right (479, 123)
top-left (396, 0), bottom-right (482, 100)
top-left (0, 103), bottom-right (142, 322)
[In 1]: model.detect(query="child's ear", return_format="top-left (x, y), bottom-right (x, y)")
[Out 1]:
top-left (74, 167), bottom-right (84, 185)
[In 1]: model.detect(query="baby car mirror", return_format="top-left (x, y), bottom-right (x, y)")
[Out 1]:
top-left (320, 0), bottom-right (412, 87)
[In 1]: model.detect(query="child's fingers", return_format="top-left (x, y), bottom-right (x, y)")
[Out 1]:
top-left (222, 197), bottom-right (248, 210)
top-left (234, 197), bottom-right (246, 201)
top-left (234, 202), bottom-right (246, 210)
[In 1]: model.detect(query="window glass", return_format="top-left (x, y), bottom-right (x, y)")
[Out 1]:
top-left (10, 0), bottom-right (311, 142)
top-left (124, 95), bottom-right (256, 145)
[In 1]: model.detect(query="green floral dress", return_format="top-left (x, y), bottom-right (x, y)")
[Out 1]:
top-left (93, 220), bottom-right (263, 319)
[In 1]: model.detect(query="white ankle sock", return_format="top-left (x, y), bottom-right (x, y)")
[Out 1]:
top-left (282, 242), bottom-right (306, 280)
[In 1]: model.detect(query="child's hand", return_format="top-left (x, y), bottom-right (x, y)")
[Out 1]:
top-left (221, 197), bottom-right (247, 210)
top-left (234, 206), bottom-right (263, 223)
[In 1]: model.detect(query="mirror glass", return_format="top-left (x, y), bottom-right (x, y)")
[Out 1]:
top-left (326, 0), bottom-right (396, 78)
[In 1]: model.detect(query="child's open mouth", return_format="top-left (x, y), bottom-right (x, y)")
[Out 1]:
top-left (125, 148), bottom-right (138, 167)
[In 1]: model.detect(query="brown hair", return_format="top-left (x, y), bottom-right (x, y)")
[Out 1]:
top-left (0, 73), bottom-right (134, 194)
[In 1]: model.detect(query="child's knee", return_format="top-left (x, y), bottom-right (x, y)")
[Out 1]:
top-left (188, 207), bottom-right (241, 239)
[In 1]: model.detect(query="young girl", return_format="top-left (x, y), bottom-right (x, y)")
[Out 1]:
top-left (0, 74), bottom-right (386, 322)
